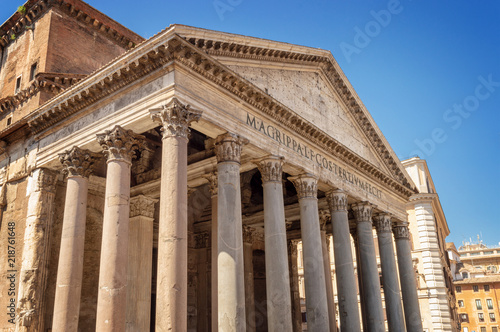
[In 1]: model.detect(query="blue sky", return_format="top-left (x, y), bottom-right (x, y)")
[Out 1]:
top-left (2, 1), bottom-right (499, 247)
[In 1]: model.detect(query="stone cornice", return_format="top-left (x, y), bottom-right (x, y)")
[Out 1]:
top-left (27, 26), bottom-right (415, 199)
top-left (408, 193), bottom-right (438, 203)
top-left (0, 0), bottom-right (143, 49)
top-left (0, 72), bottom-right (86, 114)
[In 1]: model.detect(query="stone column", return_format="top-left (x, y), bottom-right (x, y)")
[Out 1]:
top-left (150, 98), bottom-right (202, 331)
top-left (52, 147), bottom-right (98, 332)
top-left (243, 226), bottom-right (256, 332)
top-left (394, 222), bottom-right (423, 332)
top-left (126, 195), bottom-right (157, 332)
top-left (203, 172), bottom-right (218, 332)
top-left (326, 190), bottom-right (361, 332)
top-left (287, 239), bottom-right (303, 332)
top-left (195, 231), bottom-right (210, 332)
top-left (95, 126), bottom-right (143, 332)
top-left (351, 227), bottom-right (368, 331)
top-left (215, 133), bottom-right (248, 332)
top-left (255, 156), bottom-right (293, 331)
top-left (319, 212), bottom-right (337, 332)
top-left (351, 202), bottom-right (385, 332)
top-left (290, 174), bottom-right (329, 331)
top-left (16, 168), bottom-right (57, 332)
top-left (373, 214), bottom-right (405, 332)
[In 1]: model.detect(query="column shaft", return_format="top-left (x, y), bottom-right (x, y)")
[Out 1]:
top-left (216, 133), bottom-right (247, 332)
top-left (16, 168), bottom-right (57, 332)
top-left (151, 98), bottom-right (202, 331)
top-left (394, 223), bottom-right (423, 332)
top-left (243, 227), bottom-right (256, 332)
top-left (374, 214), bottom-right (405, 332)
top-left (352, 202), bottom-right (385, 332)
top-left (321, 230), bottom-right (337, 332)
top-left (52, 176), bottom-right (88, 332)
top-left (290, 175), bottom-right (329, 331)
top-left (256, 157), bottom-right (293, 331)
top-left (126, 196), bottom-right (156, 332)
top-left (96, 126), bottom-right (143, 332)
top-left (327, 190), bottom-right (361, 332)
top-left (288, 240), bottom-right (303, 332)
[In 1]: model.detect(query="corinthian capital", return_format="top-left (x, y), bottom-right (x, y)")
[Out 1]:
top-left (130, 195), bottom-right (158, 219)
top-left (289, 174), bottom-right (318, 199)
top-left (255, 156), bottom-right (283, 183)
top-left (215, 133), bottom-right (248, 164)
top-left (96, 125), bottom-right (144, 164)
top-left (326, 189), bottom-right (348, 212)
top-left (351, 202), bottom-right (373, 223)
top-left (373, 213), bottom-right (392, 233)
top-left (393, 223), bottom-right (410, 239)
top-left (202, 172), bottom-right (218, 196)
top-left (150, 98), bottom-right (202, 140)
top-left (59, 146), bottom-right (100, 178)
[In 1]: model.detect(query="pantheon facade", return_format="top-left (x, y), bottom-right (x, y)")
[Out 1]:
top-left (0, 1), bottom-right (424, 331)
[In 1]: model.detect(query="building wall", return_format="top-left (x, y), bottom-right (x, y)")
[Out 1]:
top-left (456, 281), bottom-right (500, 332)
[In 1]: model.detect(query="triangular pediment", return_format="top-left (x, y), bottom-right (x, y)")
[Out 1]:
top-left (222, 64), bottom-right (385, 169)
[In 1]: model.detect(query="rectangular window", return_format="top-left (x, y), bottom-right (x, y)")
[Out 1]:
top-left (458, 300), bottom-right (464, 307)
top-left (485, 285), bottom-right (490, 292)
top-left (15, 76), bottom-right (21, 94)
top-left (492, 327), bottom-right (498, 332)
top-left (490, 313), bottom-right (496, 322)
top-left (474, 285), bottom-right (479, 292)
top-left (460, 313), bottom-right (469, 323)
top-left (477, 299), bottom-right (483, 310)
top-left (462, 272), bottom-right (469, 279)
top-left (484, 251), bottom-right (494, 255)
top-left (471, 252), bottom-right (480, 256)
top-left (29, 62), bottom-right (37, 81)
top-left (487, 299), bottom-right (494, 310)
top-left (456, 286), bottom-right (462, 293)
top-left (480, 327), bottom-right (486, 332)
top-left (463, 328), bottom-right (468, 332)
top-left (479, 313), bottom-right (485, 322)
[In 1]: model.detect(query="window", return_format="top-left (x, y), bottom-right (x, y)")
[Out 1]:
top-left (463, 328), bottom-right (468, 332)
top-left (480, 327), bottom-right (486, 332)
top-left (460, 313), bottom-right (469, 323)
top-left (458, 300), bottom-right (464, 307)
top-left (490, 313), bottom-right (496, 322)
top-left (487, 299), bottom-right (494, 310)
top-left (477, 299), bottom-right (483, 310)
top-left (462, 272), bottom-right (469, 279)
top-left (456, 286), bottom-right (462, 293)
top-left (474, 285), bottom-right (479, 292)
top-left (15, 76), bottom-right (21, 94)
top-left (485, 285), bottom-right (491, 292)
top-left (479, 313), bottom-right (485, 322)
top-left (29, 62), bottom-right (37, 81)
top-left (6, 117), bottom-right (12, 126)
top-left (471, 252), bottom-right (480, 256)
top-left (492, 327), bottom-right (498, 332)
top-left (485, 251), bottom-right (494, 255)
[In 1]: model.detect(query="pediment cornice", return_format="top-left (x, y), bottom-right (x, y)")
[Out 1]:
top-left (27, 27), bottom-right (416, 198)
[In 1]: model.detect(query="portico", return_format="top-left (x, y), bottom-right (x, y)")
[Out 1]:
top-left (25, 25), bottom-right (422, 332)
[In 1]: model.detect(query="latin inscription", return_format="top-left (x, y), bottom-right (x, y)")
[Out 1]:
top-left (246, 113), bottom-right (383, 199)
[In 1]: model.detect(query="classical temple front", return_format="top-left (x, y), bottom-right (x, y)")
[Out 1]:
top-left (0, 1), bottom-right (426, 331)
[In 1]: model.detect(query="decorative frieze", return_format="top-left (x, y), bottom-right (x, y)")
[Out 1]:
top-left (130, 195), bottom-right (157, 219)
top-left (289, 174), bottom-right (318, 199)
top-left (96, 125), bottom-right (144, 164)
top-left (351, 202), bottom-right (373, 223)
top-left (326, 189), bottom-right (348, 212)
top-left (393, 223), bottom-right (410, 240)
top-left (215, 133), bottom-right (248, 164)
top-left (373, 213), bottom-right (392, 233)
top-left (150, 98), bottom-right (202, 140)
top-left (59, 146), bottom-right (100, 178)
top-left (255, 156), bottom-right (284, 183)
